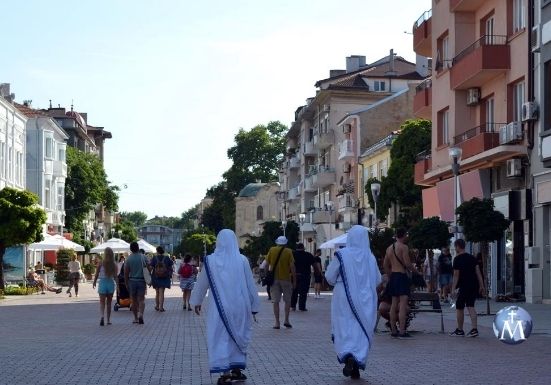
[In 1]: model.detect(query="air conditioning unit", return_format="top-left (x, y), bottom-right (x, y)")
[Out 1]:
top-left (323, 104), bottom-right (330, 112)
top-left (531, 25), bottom-right (540, 53)
top-left (499, 124), bottom-right (510, 145)
top-left (343, 163), bottom-right (351, 173)
top-left (466, 88), bottom-right (481, 106)
top-left (343, 124), bottom-right (352, 133)
top-left (507, 121), bottom-right (523, 142)
top-left (506, 158), bottom-right (522, 177)
top-left (522, 101), bottom-right (538, 122)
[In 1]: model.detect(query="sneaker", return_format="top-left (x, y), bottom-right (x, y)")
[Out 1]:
top-left (466, 328), bottom-right (479, 338)
top-left (68, 292), bottom-right (72, 297)
top-left (398, 332), bottom-right (413, 339)
top-left (449, 328), bottom-right (465, 337)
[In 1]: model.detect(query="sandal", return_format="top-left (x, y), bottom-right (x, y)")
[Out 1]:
top-left (231, 369), bottom-right (247, 381)
top-left (343, 356), bottom-right (355, 377)
top-left (284, 323), bottom-right (292, 328)
top-left (217, 374), bottom-right (233, 384)
top-left (273, 326), bottom-right (280, 329)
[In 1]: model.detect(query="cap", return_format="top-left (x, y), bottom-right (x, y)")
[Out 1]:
top-left (275, 236), bottom-right (288, 245)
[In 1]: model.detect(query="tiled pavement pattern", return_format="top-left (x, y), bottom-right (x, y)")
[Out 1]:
top-left (1, 283), bottom-right (550, 385)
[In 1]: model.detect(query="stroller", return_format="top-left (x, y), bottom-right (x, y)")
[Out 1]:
top-left (114, 264), bottom-right (131, 311)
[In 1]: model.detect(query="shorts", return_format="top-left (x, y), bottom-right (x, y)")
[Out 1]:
top-left (314, 273), bottom-right (323, 284)
top-left (270, 280), bottom-right (293, 304)
top-left (98, 278), bottom-right (115, 295)
top-left (439, 274), bottom-right (452, 287)
top-left (456, 289), bottom-right (477, 310)
top-left (128, 280), bottom-right (146, 298)
top-left (387, 272), bottom-right (410, 297)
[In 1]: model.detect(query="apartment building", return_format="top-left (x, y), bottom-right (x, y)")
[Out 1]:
top-left (281, 53), bottom-right (424, 248)
top-left (530, 0), bottom-right (551, 304)
top-left (137, 225), bottom-right (183, 254)
top-left (0, 84), bottom-right (26, 191)
top-left (413, 0), bottom-right (530, 298)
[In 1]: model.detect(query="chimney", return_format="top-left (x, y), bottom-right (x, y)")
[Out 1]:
top-left (346, 55), bottom-right (366, 73)
top-left (385, 49), bottom-right (398, 76)
top-left (23, 100), bottom-right (32, 107)
top-left (0, 83), bottom-right (10, 97)
top-left (330, 69), bottom-right (347, 78)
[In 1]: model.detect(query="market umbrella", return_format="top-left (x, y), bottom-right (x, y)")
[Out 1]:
top-left (319, 233), bottom-right (348, 249)
top-left (90, 238), bottom-right (130, 253)
top-left (138, 238), bottom-right (157, 253)
top-left (28, 234), bottom-right (85, 252)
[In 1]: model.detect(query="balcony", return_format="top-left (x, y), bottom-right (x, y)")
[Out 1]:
top-left (414, 150), bottom-right (432, 186)
top-left (53, 160), bottom-right (67, 178)
top-left (314, 128), bottom-right (334, 150)
top-left (303, 140), bottom-right (316, 156)
top-left (288, 155), bottom-right (300, 169)
top-left (450, 0), bottom-right (485, 12)
top-left (413, 10), bottom-right (432, 57)
top-left (304, 175), bottom-right (316, 192)
top-left (338, 139), bottom-right (355, 160)
top-left (288, 183), bottom-right (301, 200)
top-left (312, 167), bottom-right (336, 188)
top-left (337, 193), bottom-right (355, 212)
top-left (413, 79), bottom-right (432, 119)
top-left (311, 209), bottom-right (334, 224)
top-left (43, 159), bottom-right (53, 175)
top-left (450, 35), bottom-right (510, 90)
top-left (453, 123), bottom-right (503, 159)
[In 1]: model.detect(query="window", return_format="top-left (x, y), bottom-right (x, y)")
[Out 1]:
top-left (486, 97), bottom-right (495, 126)
top-left (369, 164), bottom-right (377, 179)
top-left (379, 159), bottom-right (388, 178)
top-left (0, 142), bottom-right (5, 178)
top-left (44, 179), bottom-right (51, 209)
top-left (437, 108), bottom-right (450, 146)
top-left (45, 136), bottom-right (54, 159)
top-left (545, 61), bottom-right (551, 130)
top-left (57, 185), bottom-right (64, 211)
top-left (8, 147), bottom-right (13, 180)
top-left (513, 81), bottom-right (525, 122)
top-left (374, 81), bottom-right (386, 91)
top-left (436, 32), bottom-right (450, 71)
top-left (256, 206), bottom-right (264, 220)
top-left (512, 0), bottom-right (526, 33)
top-left (58, 144), bottom-right (66, 161)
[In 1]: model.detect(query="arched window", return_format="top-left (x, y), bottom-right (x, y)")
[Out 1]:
top-left (256, 206), bottom-right (264, 220)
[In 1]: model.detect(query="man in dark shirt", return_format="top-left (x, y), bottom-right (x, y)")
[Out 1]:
top-left (449, 239), bottom-right (485, 338)
top-left (291, 243), bottom-right (314, 311)
top-left (438, 247), bottom-right (454, 302)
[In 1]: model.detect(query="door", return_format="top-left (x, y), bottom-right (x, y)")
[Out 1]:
top-left (485, 16), bottom-right (495, 44)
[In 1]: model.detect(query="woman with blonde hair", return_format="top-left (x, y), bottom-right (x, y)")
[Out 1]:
top-left (93, 247), bottom-right (118, 326)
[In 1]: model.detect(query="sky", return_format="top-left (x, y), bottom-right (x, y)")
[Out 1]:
top-left (2, 0), bottom-right (431, 219)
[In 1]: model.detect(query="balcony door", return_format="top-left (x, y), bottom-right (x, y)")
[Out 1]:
top-left (485, 16), bottom-right (495, 44)
top-left (486, 97), bottom-right (495, 132)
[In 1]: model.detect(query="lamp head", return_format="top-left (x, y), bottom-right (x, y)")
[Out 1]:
top-left (448, 147), bottom-right (462, 162)
top-left (371, 182), bottom-right (381, 198)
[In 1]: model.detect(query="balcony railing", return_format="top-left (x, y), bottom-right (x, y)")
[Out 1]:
top-left (303, 140), bottom-right (316, 156)
top-left (288, 155), bottom-right (300, 169)
top-left (453, 123), bottom-right (505, 145)
top-left (338, 193), bottom-right (355, 211)
top-left (413, 10), bottom-right (432, 57)
top-left (413, 10), bottom-right (432, 31)
top-left (338, 139), bottom-right (354, 160)
top-left (452, 35), bottom-right (508, 66)
top-left (415, 78), bottom-right (432, 94)
top-left (314, 127), bottom-right (334, 149)
top-left (312, 166), bottom-right (336, 188)
top-left (413, 78), bottom-right (432, 119)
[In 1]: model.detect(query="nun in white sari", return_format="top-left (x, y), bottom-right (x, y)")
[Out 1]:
top-left (190, 229), bottom-right (260, 384)
top-left (325, 225), bottom-right (382, 379)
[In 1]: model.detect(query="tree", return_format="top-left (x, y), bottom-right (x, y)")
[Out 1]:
top-left (0, 188), bottom-right (47, 290)
top-left (242, 221), bottom-right (300, 266)
top-left (55, 249), bottom-right (75, 285)
top-left (114, 220), bottom-right (138, 243)
top-left (456, 198), bottom-right (510, 314)
top-left (65, 147), bottom-right (118, 240)
top-left (409, 217), bottom-right (453, 276)
top-left (120, 211), bottom-right (148, 227)
top-left (178, 229), bottom-right (216, 256)
top-left (201, 182), bottom-right (236, 233)
top-left (368, 227), bottom-right (395, 269)
top-left (179, 206), bottom-right (198, 230)
top-left (145, 215), bottom-right (182, 228)
top-left (376, 119), bottom-right (431, 225)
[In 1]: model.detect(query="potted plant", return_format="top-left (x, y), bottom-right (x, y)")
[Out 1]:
top-left (83, 263), bottom-right (96, 280)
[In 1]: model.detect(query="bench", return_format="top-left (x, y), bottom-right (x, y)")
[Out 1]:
top-left (409, 291), bottom-right (444, 333)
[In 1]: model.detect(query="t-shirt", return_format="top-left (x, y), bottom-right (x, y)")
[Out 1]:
top-left (68, 261), bottom-right (81, 273)
top-left (438, 253), bottom-right (453, 275)
top-left (313, 256), bottom-right (322, 275)
top-left (293, 250), bottom-right (314, 275)
top-left (126, 252), bottom-right (146, 280)
top-left (453, 252), bottom-right (478, 292)
top-left (266, 246), bottom-right (294, 281)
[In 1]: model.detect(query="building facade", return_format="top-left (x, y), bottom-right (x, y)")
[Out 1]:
top-left (137, 225), bottom-right (184, 254)
top-left (0, 84), bottom-right (26, 191)
top-left (413, 0), bottom-right (530, 298)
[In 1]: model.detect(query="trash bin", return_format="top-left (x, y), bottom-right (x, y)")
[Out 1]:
top-left (525, 247), bottom-right (543, 304)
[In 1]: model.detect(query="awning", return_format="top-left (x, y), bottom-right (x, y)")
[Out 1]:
top-left (300, 223), bottom-right (316, 233)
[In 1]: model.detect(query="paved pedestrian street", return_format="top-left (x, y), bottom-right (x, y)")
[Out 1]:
top-left (1, 284), bottom-right (550, 385)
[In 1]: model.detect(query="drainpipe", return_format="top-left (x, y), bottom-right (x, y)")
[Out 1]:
top-left (527, 0), bottom-right (535, 151)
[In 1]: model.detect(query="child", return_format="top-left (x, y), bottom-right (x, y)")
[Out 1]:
top-left (178, 254), bottom-right (197, 311)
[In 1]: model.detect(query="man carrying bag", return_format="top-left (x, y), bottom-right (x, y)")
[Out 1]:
top-left (266, 236), bottom-right (296, 329)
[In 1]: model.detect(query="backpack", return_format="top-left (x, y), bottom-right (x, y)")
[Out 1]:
top-left (179, 263), bottom-right (193, 279)
top-left (155, 256), bottom-right (169, 278)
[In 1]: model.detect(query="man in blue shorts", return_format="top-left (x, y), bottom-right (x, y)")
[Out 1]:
top-left (124, 241), bottom-right (147, 325)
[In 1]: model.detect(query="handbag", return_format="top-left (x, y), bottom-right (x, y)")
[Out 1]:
top-left (262, 246), bottom-right (285, 287)
top-left (142, 257), bottom-right (152, 286)
top-left (393, 243), bottom-right (426, 288)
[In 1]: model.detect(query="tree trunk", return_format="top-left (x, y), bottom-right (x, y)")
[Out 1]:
top-left (0, 241), bottom-right (6, 291)
top-left (481, 241), bottom-right (491, 315)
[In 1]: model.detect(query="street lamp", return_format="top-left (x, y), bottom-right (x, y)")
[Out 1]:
top-left (449, 147), bottom-right (462, 240)
top-left (370, 182), bottom-right (381, 229)
top-left (281, 220), bottom-right (287, 237)
top-left (298, 213), bottom-right (306, 244)
top-left (326, 201), bottom-right (334, 241)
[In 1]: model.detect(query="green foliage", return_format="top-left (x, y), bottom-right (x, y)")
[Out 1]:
top-left (0, 187), bottom-right (47, 290)
top-left (114, 220), bottom-right (138, 243)
top-left (377, 119), bottom-right (431, 222)
top-left (83, 263), bottom-right (96, 275)
top-left (1, 286), bottom-right (35, 295)
top-left (202, 182), bottom-right (236, 233)
top-left (242, 221), bottom-right (300, 266)
top-left (120, 211), bottom-right (148, 227)
top-left (368, 227), bottom-right (395, 268)
top-left (364, 177), bottom-right (381, 210)
top-left (179, 206), bottom-right (198, 230)
top-left (55, 249), bottom-right (74, 285)
top-left (409, 217), bottom-right (452, 251)
top-left (146, 215), bottom-right (182, 228)
top-left (179, 229), bottom-right (216, 256)
top-left (456, 198), bottom-right (510, 243)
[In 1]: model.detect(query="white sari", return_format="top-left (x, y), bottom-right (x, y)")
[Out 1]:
top-left (190, 229), bottom-right (260, 373)
top-left (325, 225), bottom-right (381, 369)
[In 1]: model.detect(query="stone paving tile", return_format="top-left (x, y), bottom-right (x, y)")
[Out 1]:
top-left (1, 283), bottom-right (550, 385)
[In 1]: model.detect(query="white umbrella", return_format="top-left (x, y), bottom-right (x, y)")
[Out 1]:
top-left (90, 238), bottom-right (130, 253)
top-left (29, 234), bottom-right (85, 252)
top-left (138, 238), bottom-right (157, 253)
top-left (319, 233), bottom-right (348, 249)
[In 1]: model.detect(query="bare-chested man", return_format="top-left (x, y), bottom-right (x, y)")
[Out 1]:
top-left (383, 228), bottom-right (414, 339)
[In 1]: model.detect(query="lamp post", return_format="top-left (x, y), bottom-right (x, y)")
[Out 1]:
top-left (281, 220), bottom-right (287, 237)
top-left (327, 201), bottom-right (334, 241)
top-left (370, 182), bottom-right (381, 229)
top-left (448, 147), bottom-right (462, 240)
top-left (298, 213), bottom-right (306, 244)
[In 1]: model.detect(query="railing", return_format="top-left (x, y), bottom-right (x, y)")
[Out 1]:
top-left (339, 139), bottom-right (354, 158)
top-left (415, 78), bottom-right (432, 94)
top-left (454, 123), bottom-right (505, 145)
top-left (415, 149), bottom-right (432, 162)
top-left (413, 9), bottom-right (432, 31)
top-left (452, 35), bottom-right (508, 66)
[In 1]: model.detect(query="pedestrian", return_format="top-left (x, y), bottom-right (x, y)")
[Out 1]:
top-left (190, 229), bottom-right (260, 384)
top-left (384, 228), bottom-right (415, 338)
top-left (259, 258), bottom-right (271, 300)
top-left (438, 247), bottom-right (453, 302)
top-left (173, 254), bottom-right (182, 284)
top-left (313, 249), bottom-right (323, 298)
top-left (124, 241), bottom-right (147, 325)
top-left (150, 246), bottom-right (173, 312)
top-left (117, 255), bottom-right (126, 276)
top-left (423, 250), bottom-right (438, 293)
top-left (66, 255), bottom-right (81, 298)
top-left (326, 225), bottom-right (381, 380)
top-left (93, 247), bottom-right (117, 326)
top-left (291, 243), bottom-right (315, 311)
top-left (449, 239), bottom-right (486, 337)
top-left (179, 254), bottom-right (197, 311)
top-left (27, 270), bottom-right (62, 294)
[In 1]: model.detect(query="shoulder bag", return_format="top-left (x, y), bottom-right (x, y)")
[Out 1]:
top-left (262, 246), bottom-right (285, 287)
top-left (142, 256), bottom-right (152, 286)
top-left (393, 243), bottom-right (426, 288)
